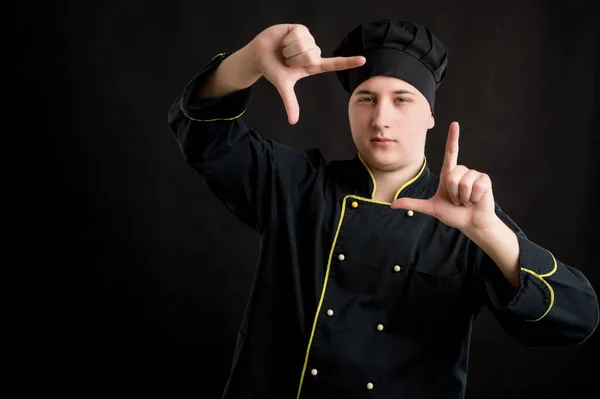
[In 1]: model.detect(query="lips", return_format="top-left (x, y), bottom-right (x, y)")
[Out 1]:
top-left (371, 138), bottom-right (395, 142)
top-left (370, 137), bottom-right (396, 147)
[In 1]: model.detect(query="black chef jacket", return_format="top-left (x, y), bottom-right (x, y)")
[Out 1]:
top-left (167, 52), bottom-right (599, 399)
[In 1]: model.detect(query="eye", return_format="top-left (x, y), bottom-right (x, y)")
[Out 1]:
top-left (357, 97), bottom-right (375, 103)
top-left (395, 97), bottom-right (409, 103)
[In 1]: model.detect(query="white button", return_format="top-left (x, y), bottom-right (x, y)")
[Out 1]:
top-left (327, 309), bottom-right (334, 316)
top-left (393, 265), bottom-right (401, 272)
top-left (338, 254), bottom-right (345, 261)
top-left (367, 382), bottom-right (374, 390)
top-left (407, 210), bottom-right (414, 217)
top-left (311, 368), bottom-right (318, 376)
top-left (377, 324), bottom-right (384, 331)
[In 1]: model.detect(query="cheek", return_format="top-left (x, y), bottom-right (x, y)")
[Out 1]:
top-left (349, 109), bottom-right (370, 130)
top-left (395, 113), bottom-right (429, 145)
top-left (402, 108), bottom-right (431, 130)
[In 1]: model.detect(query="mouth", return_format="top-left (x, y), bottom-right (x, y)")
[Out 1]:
top-left (371, 138), bottom-right (395, 142)
top-left (370, 137), bottom-right (396, 146)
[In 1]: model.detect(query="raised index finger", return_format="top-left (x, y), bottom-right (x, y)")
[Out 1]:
top-left (313, 56), bottom-right (366, 74)
top-left (442, 121), bottom-right (460, 173)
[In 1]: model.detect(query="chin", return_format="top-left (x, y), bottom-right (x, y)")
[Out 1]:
top-left (361, 152), bottom-right (401, 172)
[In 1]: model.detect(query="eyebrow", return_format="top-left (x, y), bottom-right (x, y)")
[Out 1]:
top-left (353, 89), bottom-right (416, 96)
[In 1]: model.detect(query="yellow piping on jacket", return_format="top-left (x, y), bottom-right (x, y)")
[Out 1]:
top-left (522, 253), bottom-right (557, 322)
top-left (357, 153), bottom-right (427, 201)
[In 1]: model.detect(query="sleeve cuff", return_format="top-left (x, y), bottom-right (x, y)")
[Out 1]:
top-left (180, 52), bottom-right (253, 121)
top-left (484, 234), bottom-right (555, 322)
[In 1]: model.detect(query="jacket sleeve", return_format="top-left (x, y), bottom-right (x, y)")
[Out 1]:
top-left (473, 202), bottom-right (599, 347)
top-left (167, 52), bottom-right (326, 233)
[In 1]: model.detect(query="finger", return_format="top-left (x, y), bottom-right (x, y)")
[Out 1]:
top-left (311, 56), bottom-right (366, 74)
top-left (390, 198), bottom-right (435, 217)
top-left (284, 47), bottom-right (321, 68)
top-left (275, 80), bottom-right (299, 125)
top-left (445, 165), bottom-right (468, 206)
top-left (458, 169), bottom-right (481, 206)
top-left (281, 24), bottom-right (311, 47)
top-left (282, 36), bottom-right (316, 59)
top-left (470, 173), bottom-right (492, 203)
top-left (442, 121), bottom-right (460, 175)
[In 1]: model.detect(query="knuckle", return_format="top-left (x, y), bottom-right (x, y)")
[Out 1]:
top-left (295, 24), bottom-right (310, 37)
top-left (447, 174), bottom-right (460, 186)
top-left (298, 39), bottom-right (313, 54)
top-left (459, 180), bottom-right (470, 190)
top-left (447, 178), bottom-right (459, 188)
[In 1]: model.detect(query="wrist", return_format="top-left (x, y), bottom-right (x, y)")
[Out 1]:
top-left (199, 45), bottom-right (262, 99)
top-left (462, 215), bottom-right (504, 243)
top-left (241, 40), bottom-right (263, 80)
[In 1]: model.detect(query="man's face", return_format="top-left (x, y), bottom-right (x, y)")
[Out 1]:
top-left (348, 75), bottom-right (435, 172)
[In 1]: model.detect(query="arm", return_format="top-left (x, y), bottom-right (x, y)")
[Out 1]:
top-left (167, 49), bottom-right (324, 233)
top-left (167, 24), bottom-right (365, 232)
top-left (196, 44), bottom-right (262, 99)
top-left (472, 204), bottom-right (599, 347)
top-left (464, 211), bottom-right (519, 289)
top-left (391, 122), bottom-right (599, 346)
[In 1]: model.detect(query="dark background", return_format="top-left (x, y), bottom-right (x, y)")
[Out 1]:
top-left (21, 0), bottom-right (598, 397)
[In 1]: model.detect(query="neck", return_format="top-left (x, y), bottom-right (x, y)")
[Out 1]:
top-left (368, 157), bottom-right (425, 202)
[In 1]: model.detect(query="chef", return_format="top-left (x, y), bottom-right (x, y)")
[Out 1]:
top-left (167, 18), bottom-right (598, 399)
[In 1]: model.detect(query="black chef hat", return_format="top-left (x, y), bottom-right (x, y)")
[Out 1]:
top-left (332, 19), bottom-right (448, 113)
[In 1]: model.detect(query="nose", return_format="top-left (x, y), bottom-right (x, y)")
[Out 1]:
top-left (371, 101), bottom-right (391, 130)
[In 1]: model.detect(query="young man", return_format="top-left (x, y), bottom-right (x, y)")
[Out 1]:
top-left (167, 19), bottom-right (598, 399)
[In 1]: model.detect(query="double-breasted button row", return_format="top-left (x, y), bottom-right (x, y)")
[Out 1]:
top-left (323, 306), bottom-right (384, 331)
top-left (315, 200), bottom-right (404, 392)
top-left (309, 368), bottom-right (375, 390)
top-left (337, 252), bottom-right (401, 275)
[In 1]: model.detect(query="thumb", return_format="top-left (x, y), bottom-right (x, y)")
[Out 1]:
top-left (390, 197), bottom-right (434, 216)
top-left (275, 79), bottom-right (299, 125)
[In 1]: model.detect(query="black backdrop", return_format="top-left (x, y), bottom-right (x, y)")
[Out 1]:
top-left (21, 0), bottom-right (599, 397)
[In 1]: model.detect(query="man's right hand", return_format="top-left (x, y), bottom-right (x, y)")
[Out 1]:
top-left (248, 24), bottom-right (366, 125)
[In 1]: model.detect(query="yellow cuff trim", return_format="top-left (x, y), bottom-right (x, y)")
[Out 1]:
top-left (211, 52), bottom-right (227, 61)
top-left (182, 109), bottom-right (246, 122)
top-left (522, 252), bottom-right (557, 322)
top-left (180, 52), bottom-right (245, 122)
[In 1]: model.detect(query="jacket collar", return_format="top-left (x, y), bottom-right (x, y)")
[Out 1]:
top-left (349, 153), bottom-right (433, 202)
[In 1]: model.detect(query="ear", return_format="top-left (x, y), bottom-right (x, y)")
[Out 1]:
top-left (427, 114), bottom-right (435, 129)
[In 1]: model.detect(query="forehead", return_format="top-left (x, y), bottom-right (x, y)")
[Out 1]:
top-left (353, 75), bottom-right (420, 94)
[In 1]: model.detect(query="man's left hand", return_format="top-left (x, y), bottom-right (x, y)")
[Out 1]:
top-left (391, 121), bottom-right (497, 234)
